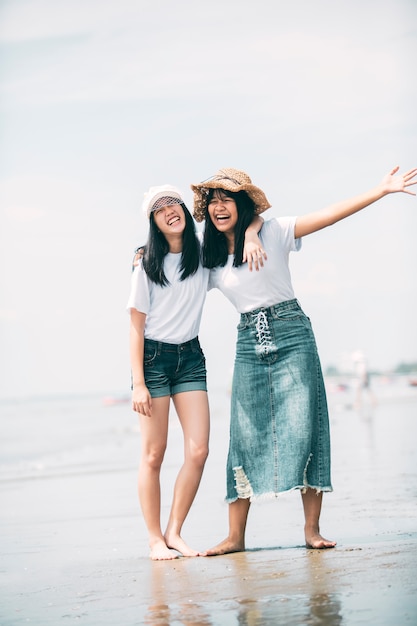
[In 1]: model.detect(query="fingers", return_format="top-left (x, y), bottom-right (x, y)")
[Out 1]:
top-left (247, 250), bottom-right (266, 271)
top-left (132, 253), bottom-right (141, 268)
top-left (389, 166), bottom-right (417, 183)
top-left (386, 165), bottom-right (417, 196)
top-left (403, 167), bottom-right (417, 181)
top-left (402, 167), bottom-right (417, 195)
top-left (256, 253), bottom-right (265, 270)
top-left (132, 400), bottom-right (152, 416)
top-left (249, 253), bottom-right (259, 272)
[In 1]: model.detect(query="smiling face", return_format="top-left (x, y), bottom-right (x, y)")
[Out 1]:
top-left (152, 201), bottom-right (186, 237)
top-left (207, 189), bottom-right (238, 237)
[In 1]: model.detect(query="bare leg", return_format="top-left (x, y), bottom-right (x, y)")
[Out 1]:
top-left (138, 396), bottom-right (178, 560)
top-left (354, 386), bottom-right (362, 411)
top-left (301, 488), bottom-right (336, 549)
top-left (164, 391), bottom-right (210, 556)
top-left (204, 498), bottom-right (251, 556)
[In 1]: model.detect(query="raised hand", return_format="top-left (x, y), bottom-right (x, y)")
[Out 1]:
top-left (382, 166), bottom-right (417, 195)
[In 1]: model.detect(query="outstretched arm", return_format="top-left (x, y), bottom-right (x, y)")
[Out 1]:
top-left (295, 166), bottom-right (417, 239)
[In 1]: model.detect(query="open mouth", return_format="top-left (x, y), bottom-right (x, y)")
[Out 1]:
top-left (215, 214), bottom-right (230, 222)
top-left (167, 216), bottom-right (180, 226)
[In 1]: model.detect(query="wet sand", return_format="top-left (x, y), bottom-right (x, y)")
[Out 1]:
top-left (1, 380), bottom-right (417, 625)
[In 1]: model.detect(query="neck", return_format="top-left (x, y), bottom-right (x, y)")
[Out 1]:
top-left (225, 232), bottom-right (235, 254)
top-left (166, 233), bottom-right (183, 254)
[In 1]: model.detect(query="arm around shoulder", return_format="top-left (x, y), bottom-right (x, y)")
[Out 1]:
top-left (243, 215), bottom-right (268, 271)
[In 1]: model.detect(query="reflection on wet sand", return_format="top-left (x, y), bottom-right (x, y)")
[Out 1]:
top-left (145, 558), bottom-right (212, 625)
top-left (304, 551), bottom-right (343, 626)
top-left (143, 549), bottom-right (346, 626)
top-left (232, 551), bottom-right (343, 626)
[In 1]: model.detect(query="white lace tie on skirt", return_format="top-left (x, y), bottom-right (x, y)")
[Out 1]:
top-left (253, 310), bottom-right (273, 356)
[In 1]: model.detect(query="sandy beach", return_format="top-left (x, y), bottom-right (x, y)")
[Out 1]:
top-left (1, 377), bottom-right (417, 625)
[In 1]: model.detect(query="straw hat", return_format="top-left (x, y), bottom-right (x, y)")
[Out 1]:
top-left (191, 168), bottom-right (271, 222)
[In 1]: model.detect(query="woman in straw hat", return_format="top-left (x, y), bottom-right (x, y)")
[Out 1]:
top-left (127, 184), bottom-right (264, 560)
top-left (191, 165), bottom-right (417, 555)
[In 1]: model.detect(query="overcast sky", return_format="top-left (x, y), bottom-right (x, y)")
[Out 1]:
top-left (1, 0), bottom-right (416, 399)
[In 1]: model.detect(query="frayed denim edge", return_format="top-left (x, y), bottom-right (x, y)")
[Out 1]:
top-left (225, 484), bottom-right (333, 504)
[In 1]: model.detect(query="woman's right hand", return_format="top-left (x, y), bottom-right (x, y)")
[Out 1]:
top-left (132, 383), bottom-right (152, 416)
top-left (132, 246), bottom-right (145, 270)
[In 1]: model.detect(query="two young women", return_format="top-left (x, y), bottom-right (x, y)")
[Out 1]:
top-left (127, 185), bottom-right (262, 560)
top-left (129, 166), bottom-right (416, 559)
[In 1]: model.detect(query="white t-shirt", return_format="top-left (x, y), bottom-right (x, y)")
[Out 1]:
top-left (208, 217), bottom-right (301, 313)
top-left (127, 253), bottom-right (210, 344)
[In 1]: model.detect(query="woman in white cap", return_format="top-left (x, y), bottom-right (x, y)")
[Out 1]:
top-left (191, 165), bottom-right (417, 555)
top-left (127, 185), bottom-right (263, 560)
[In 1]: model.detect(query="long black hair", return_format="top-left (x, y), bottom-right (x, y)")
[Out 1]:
top-left (202, 189), bottom-right (256, 269)
top-left (142, 204), bottom-right (200, 286)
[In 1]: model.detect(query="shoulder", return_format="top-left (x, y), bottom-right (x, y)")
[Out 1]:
top-left (262, 216), bottom-right (296, 235)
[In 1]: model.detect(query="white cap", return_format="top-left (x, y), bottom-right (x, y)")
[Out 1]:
top-left (142, 184), bottom-right (184, 218)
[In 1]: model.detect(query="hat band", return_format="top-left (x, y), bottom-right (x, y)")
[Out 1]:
top-left (151, 196), bottom-right (183, 211)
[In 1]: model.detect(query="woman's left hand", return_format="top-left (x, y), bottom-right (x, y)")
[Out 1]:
top-left (382, 166), bottom-right (417, 195)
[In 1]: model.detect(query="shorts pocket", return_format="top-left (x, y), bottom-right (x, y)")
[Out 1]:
top-left (144, 344), bottom-right (157, 366)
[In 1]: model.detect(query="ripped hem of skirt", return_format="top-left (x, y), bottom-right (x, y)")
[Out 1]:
top-left (225, 484), bottom-right (333, 504)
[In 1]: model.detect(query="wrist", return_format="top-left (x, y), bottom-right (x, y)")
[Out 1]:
top-left (375, 182), bottom-right (388, 197)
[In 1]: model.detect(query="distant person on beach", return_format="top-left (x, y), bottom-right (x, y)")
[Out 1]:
top-left (352, 350), bottom-right (377, 411)
top-left (190, 165), bottom-right (417, 555)
top-left (127, 185), bottom-right (264, 560)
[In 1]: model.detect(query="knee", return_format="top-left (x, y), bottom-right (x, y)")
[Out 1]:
top-left (189, 443), bottom-right (209, 468)
top-left (142, 444), bottom-right (166, 470)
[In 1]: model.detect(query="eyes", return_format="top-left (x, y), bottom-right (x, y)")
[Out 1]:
top-left (208, 197), bottom-right (234, 206)
top-left (154, 205), bottom-right (178, 215)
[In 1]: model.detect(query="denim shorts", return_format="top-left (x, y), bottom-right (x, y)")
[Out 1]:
top-left (143, 337), bottom-right (207, 398)
top-left (226, 299), bottom-right (332, 502)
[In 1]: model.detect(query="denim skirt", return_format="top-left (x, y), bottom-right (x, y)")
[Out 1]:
top-left (226, 299), bottom-right (332, 502)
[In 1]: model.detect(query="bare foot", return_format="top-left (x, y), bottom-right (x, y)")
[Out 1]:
top-left (164, 533), bottom-right (200, 557)
top-left (149, 538), bottom-right (179, 561)
top-left (305, 530), bottom-right (336, 549)
top-left (202, 537), bottom-right (245, 556)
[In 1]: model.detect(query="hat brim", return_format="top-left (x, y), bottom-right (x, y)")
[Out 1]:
top-left (142, 184), bottom-right (185, 218)
top-left (191, 180), bottom-right (271, 222)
